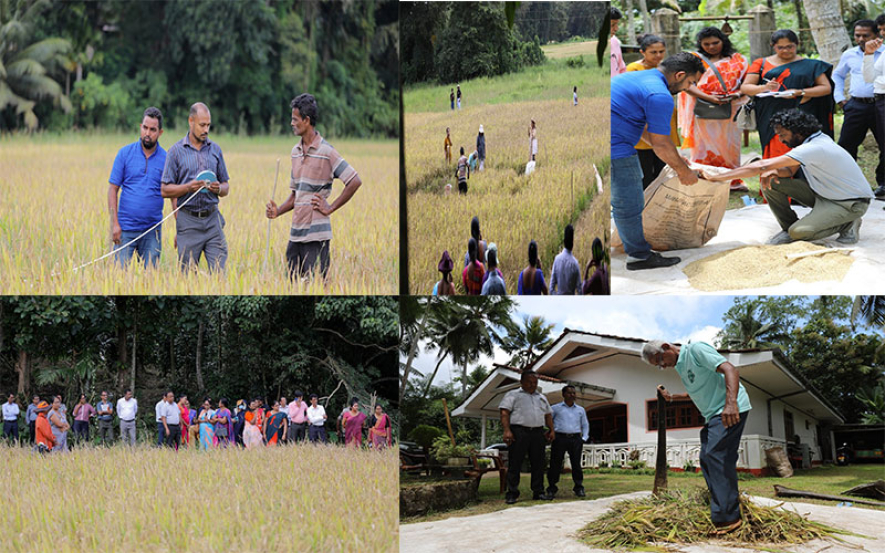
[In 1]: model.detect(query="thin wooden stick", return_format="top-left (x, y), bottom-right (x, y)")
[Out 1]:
top-left (785, 248), bottom-right (853, 261)
top-left (264, 158), bottom-right (281, 273)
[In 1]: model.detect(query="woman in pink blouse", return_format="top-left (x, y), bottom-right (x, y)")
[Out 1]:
top-left (72, 394), bottom-right (96, 445)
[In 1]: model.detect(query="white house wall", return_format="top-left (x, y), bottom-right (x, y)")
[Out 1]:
top-left (768, 398), bottom-right (822, 462)
top-left (554, 353), bottom-right (825, 463)
top-left (557, 354), bottom-right (715, 442)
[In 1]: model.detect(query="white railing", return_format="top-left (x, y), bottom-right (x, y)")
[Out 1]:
top-left (576, 436), bottom-right (781, 470)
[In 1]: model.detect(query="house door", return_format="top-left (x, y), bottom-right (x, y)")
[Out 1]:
top-left (587, 404), bottom-right (628, 444)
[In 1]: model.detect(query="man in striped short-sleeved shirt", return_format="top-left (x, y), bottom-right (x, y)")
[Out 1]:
top-left (161, 102), bottom-right (230, 272)
top-left (266, 94), bottom-right (363, 280)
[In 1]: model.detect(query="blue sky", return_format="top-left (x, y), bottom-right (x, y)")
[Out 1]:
top-left (409, 296), bottom-right (743, 385)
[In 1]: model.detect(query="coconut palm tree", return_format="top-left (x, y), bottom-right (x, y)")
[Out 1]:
top-left (0, 0), bottom-right (72, 130)
top-left (852, 296), bottom-right (885, 330)
top-left (503, 314), bottom-right (555, 370)
top-left (718, 302), bottom-right (789, 350)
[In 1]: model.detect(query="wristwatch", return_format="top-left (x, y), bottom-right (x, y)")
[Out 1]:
top-left (798, 89), bottom-right (806, 97)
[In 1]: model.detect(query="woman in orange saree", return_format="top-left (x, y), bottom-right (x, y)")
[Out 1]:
top-left (677, 27), bottom-right (749, 191)
top-left (243, 399), bottom-right (264, 449)
top-left (178, 396), bottom-right (191, 447)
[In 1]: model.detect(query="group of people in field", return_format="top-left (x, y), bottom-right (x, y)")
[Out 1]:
top-left (610, 6), bottom-right (884, 270)
top-left (2, 390), bottom-right (392, 454)
top-left (431, 217), bottom-right (609, 296)
top-left (443, 120), bottom-right (540, 195)
top-left (441, 82), bottom-right (580, 195)
top-left (107, 93), bottom-right (363, 280)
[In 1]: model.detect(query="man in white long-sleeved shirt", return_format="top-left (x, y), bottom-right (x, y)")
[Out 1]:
top-left (862, 32), bottom-right (885, 200)
top-left (306, 394), bottom-right (328, 443)
top-left (834, 20), bottom-right (884, 197)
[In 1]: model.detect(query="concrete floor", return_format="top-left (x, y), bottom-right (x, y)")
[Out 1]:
top-left (400, 491), bottom-right (885, 552)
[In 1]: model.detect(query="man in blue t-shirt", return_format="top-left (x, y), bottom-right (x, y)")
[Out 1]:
top-left (108, 107), bottom-right (167, 267)
top-left (611, 53), bottom-right (704, 270)
top-left (642, 339), bottom-right (752, 535)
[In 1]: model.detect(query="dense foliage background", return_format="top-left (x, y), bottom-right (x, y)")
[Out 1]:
top-left (401, 1), bottom-right (605, 85)
top-left (0, 0), bottom-right (398, 137)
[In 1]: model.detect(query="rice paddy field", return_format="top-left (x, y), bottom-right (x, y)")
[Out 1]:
top-left (405, 51), bottom-right (610, 294)
top-left (0, 444), bottom-right (398, 551)
top-left (0, 133), bottom-right (398, 294)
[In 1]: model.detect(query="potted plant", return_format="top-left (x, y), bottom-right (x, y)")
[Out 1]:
top-left (430, 435), bottom-right (476, 466)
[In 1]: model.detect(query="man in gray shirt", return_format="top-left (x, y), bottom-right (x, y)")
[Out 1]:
top-left (96, 391), bottom-right (114, 446)
top-left (499, 371), bottom-right (555, 504)
top-left (161, 102), bottom-right (231, 272)
top-left (703, 109), bottom-right (872, 245)
top-left (550, 224), bottom-right (581, 295)
top-left (156, 391), bottom-right (181, 450)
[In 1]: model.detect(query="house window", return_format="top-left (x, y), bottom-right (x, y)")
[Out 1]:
top-left (784, 410), bottom-right (795, 442)
top-left (647, 399), bottom-right (705, 430)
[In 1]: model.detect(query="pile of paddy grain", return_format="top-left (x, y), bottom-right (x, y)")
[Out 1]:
top-left (684, 242), bottom-right (853, 291)
top-left (578, 489), bottom-right (856, 551)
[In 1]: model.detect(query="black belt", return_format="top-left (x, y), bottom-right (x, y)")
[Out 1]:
top-left (876, 93), bottom-right (885, 100)
top-left (167, 423), bottom-right (179, 427)
top-left (511, 424), bottom-right (544, 431)
top-left (121, 419), bottom-right (135, 423)
top-left (852, 97), bottom-right (876, 105)
top-left (185, 207), bottom-right (217, 218)
top-left (555, 432), bottom-right (582, 439)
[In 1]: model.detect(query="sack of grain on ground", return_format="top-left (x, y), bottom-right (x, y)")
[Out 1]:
top-left (765, 446), bottom-right (794, 478)
top-left (612, 163), bottom-right (731, 252)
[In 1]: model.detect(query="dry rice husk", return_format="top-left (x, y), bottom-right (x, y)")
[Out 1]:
top-left (684, 242), bottom-right (853, 291)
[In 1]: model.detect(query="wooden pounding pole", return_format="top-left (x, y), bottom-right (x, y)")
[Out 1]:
top-left (653, 385), bottom-right (669, 495)
top-left (442, 398), bottom-right (456, 446)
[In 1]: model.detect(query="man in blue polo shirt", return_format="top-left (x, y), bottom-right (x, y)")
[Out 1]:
top-left (108, 106), bottom-right (166, 267)
top-left (834, 19), bottom-right (885, 197)
top-left (642, 339), bottom-right (752, 535)
top-left (611, 53), bottom-right (704, 270)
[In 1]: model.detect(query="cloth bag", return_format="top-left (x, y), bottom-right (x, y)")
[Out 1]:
top-left (734, 99), bottom-right (757, 130)
top-left (612, 163), bottom-right (730, 252)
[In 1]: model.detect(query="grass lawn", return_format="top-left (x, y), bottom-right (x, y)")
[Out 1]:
top-left (402, 464), bottom-right (885, 523)
top-left (541, 40), bottom-right (598, 60)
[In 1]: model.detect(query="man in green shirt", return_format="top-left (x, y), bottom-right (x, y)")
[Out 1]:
top-left (641, 340), bottom-right (752, 535)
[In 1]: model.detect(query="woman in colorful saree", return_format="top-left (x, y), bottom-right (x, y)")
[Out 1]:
top-left (368, 404), bottom-right (392, 449)
top-left (678, 27), bottom-right (749, 191)
top-left (741, 29), bottom-right (834, 160)
top-left (178, 396), bottom-right (191, 447)
top-left (214, 398), bottom-right (234, 448)
top-left (263, 401), bottom-right (288, 446)
top-left (196, 398), bottom-right (217, 450)
top-left (243, 398), bottom-right (264, 449)
top-left (342, 397), bottom-right (367, 448)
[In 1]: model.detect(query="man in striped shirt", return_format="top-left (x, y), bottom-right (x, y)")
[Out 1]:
top-left (266, 94), bottom-right (363, 280)
top-left (161, 102), bottom-right (231, 272)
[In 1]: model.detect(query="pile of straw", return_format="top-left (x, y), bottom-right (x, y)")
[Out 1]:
top-left (578, 489), bottom-right (855, 551)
